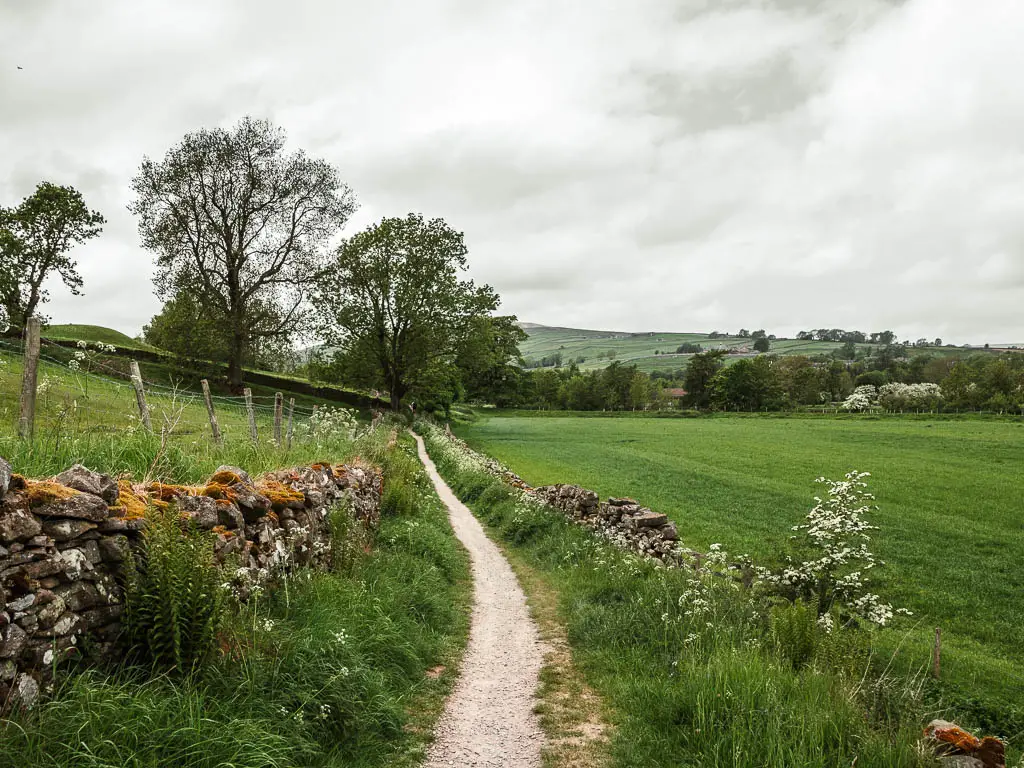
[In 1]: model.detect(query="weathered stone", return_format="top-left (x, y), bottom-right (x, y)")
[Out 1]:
top-left (96, 516), bottom-right (145, 533)
top-left (0, 504), bottom-right (42, 543)
top-left (607, 497), bottom-right (638, 507)
top-left (938, 757), bottom-right (985, 768)
top-left (179, 495), bottom-right (220, 529)
top-left (10, 672), bottom-right (39, 708)
top-left (38, 611), bottom-right (80, 637)
top-left (34, 492), bottom-right (109, 522)
top-left (98, 534), bottom-right (131, 563)
top-left (233, 486), bottom-right (272, 522)
top-left (55, 582), bottom-right (101, 612)
top-left (0, 457), bottom-right (11, 501)
top-left (6, 593), bottom-right (36, 612)
top-left (56, 465), bottom-right (119, 505)
top-left (35, 595), bottom-right (67, 628)
top-left (42, 518), bottom-right (98, 542)
top-left (0, 554), bottom-right (65, 581)
top-left (58, 548), bottom-right (93, 580)
top-left (0, 622), bottom-right (27, 658)
top-left (629, 511), bottom-right (668, 528)
top-left (214, 465), bottom-right (251, 484)
top-left (78, 604), bottom-right (122, 630)
top-left (0, 659), bottom-right (15, 682)
top-left (659, 522), bottom-right (679, 541)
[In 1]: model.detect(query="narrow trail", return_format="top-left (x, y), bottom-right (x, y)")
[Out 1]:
top-left (414, 433), bottom-right (546, 768)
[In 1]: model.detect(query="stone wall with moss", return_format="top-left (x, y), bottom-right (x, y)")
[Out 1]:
top-left (0, 457), bottom-right (381, 708)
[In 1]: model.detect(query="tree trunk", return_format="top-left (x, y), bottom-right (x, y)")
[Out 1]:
top-left (228, 325), bottom-right (246, 392)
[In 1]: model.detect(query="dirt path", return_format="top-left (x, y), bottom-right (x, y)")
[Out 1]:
top-left (414, 433), bottom-right (546, 768)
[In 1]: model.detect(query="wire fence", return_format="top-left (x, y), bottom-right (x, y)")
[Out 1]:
top-left (0, 334), bottom-right (331, 450)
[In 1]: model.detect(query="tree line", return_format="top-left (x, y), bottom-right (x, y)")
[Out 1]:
top-left (1, 117), bottom-right (520, 413)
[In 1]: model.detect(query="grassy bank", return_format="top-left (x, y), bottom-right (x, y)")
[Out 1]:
top-left (421, 423), bottom-right (941, 768)
top-left (0, 430), bottom-right (472, 768)
top-left (454, 413), bottom-right (1024, 728)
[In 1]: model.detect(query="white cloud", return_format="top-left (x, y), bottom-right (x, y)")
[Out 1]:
top-left (0, 0), bottom-right (1021, 343)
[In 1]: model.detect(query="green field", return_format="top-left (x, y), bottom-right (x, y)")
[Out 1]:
top-left (520, 323), bottom-right (975, 372)
top-left (455, 412), bottom-right (1024, 717)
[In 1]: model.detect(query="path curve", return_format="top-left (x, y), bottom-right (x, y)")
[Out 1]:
top-left (414, 432), bottom-right (545, 768)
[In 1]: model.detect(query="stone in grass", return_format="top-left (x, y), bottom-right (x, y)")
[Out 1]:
top-left (924, 720), bottom-right (1006, 768)
top-left (55, 465), bottom-right (119, 505)
top-left (10, 672), bottom-right (39, 708)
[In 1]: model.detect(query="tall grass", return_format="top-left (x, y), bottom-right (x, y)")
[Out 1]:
top-left (421, 425), bottom-right (934, 768)
top-left (0, 430), bottom-right (471, 768)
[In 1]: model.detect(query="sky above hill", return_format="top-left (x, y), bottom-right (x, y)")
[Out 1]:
top-left (1, 0), bottom-right (1022, 344)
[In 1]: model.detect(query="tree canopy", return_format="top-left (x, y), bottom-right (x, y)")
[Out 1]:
top-left (316, 213), bottom-right (499, 412)
top-left (129, 116), bottom-right (355, 388)
top-left (0, 182), bottom-right (105, 332)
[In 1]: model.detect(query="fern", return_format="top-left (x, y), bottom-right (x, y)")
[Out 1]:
top-left (122, 505), bottom-right (225, 673)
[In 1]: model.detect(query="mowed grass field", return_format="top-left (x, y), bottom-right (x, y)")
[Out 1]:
top-left (456, 413), bottom-right (1024, 714)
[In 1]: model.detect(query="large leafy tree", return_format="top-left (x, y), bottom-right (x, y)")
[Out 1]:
top-left (0, 182), bottom-right (105, 333)
top-left (682, 350), bottom-right (726, 408)
top-left (129, 116), bottom-right (355, 389)
top-left (454, 315), bottom-right (527, 406)
top-left (317, 213), bottom-right (498, 412)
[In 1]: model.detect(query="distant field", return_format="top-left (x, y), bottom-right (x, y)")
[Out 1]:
top-left (520, 323), bottom-right (975, 372)
top-left (456, 412), bottom-right (1024, 714)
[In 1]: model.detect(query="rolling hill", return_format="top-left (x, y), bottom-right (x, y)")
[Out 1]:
top-left (518, 323), bottom-right (972, 373)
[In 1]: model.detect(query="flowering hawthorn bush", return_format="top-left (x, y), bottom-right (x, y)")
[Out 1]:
top-left (761, 471), bottom-right (910, 627)
top-left (841, 385), bottom-right (876, 412)
top-left (877, 382), bottom-right (943, 411)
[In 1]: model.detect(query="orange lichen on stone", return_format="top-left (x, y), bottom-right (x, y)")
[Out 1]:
top-left (256, 480), bottom-right (305, 507)
top-left (24, 479), bottom-right (80, 505)
top-left (265, 510), bottom-right (279, 523)
top-left (211, 525), bottom-right (235, 538)
top-left (201, 482), bottom-right (237, 502)
top-left (110, 479), bottom-right (149, 520)
top-left (931, 725), bottom-right (983, 754)
top-left (145, 482), bottom-right (203, 501)
top-left (208, 470), bottom-right (245, 485)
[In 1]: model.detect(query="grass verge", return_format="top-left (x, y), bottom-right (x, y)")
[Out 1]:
top-left (421, 423), bottom-right (945, 768)
top-left (0, 430), bottom-right (472, 768)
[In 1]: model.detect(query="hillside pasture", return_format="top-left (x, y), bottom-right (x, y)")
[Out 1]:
top-left (520, 324), bottom-right (977, 372)
top-left (455, 413), bottom-right (1024, 722)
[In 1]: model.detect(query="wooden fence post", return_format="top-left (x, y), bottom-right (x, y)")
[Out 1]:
top-left (17, 317), bottom-right (41, 439)
top-left (129, 361), bottom-right (152, 433)
top-left (286, 398), bottom-right (295, 450)
top-left (273, 392), bottom-right (283, 445)
top-left (243, 388), bottom-right (258, 444)
top-left (200, 379), bottom-right (223, 445)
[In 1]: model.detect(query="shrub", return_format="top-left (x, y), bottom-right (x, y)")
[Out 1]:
top-left (122, 505), bottom-right (226, 672)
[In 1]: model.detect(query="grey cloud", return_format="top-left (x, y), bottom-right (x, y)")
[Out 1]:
top-left (0, 0), bottom-right (1021, 343)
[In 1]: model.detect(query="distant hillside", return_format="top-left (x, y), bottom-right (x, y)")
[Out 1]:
top-left (518, 323), bottom-right (973, 373)
top-left (43, 324), bottom-right (161, 353)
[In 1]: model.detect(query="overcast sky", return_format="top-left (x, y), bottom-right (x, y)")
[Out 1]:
top-left (2, 0), bottom-right (1022, 344)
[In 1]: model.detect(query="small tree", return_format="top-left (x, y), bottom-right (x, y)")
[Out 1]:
top-left (753, 336), bottom-right (771, 353)
top-left (0, 182), bottom-right (105, 332)
top-left (129, 117), bottom-right (355, 389)
top-left (316, 213), bottom-right (498, 412)
top-left (764, 471), bottom-right (910, 627)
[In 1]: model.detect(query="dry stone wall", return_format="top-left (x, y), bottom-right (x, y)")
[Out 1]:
top-left (0, 456), bottom-right (381, 708)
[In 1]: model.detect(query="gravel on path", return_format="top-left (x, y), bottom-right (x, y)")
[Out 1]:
top-left (415, 432), bottom-right (546, 768)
